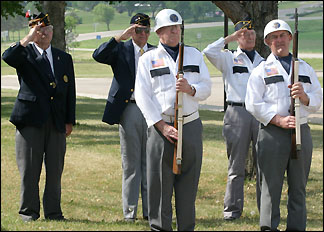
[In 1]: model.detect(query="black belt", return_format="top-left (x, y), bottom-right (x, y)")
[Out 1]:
top-left (130, 99), bottom-right (136, 103)
top-left (227, 101), bottom-right (245, 107)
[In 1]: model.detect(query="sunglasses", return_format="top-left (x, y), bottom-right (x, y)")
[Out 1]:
top-left (135, 27), bottom-right (150, 34)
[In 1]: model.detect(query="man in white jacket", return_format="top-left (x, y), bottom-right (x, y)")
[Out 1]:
top-left (203, 17), bottom-right (263, 221)
top-left (135, 9), bottom-right (211, 231)
top-left (245, 19), bottom-right (322, 231)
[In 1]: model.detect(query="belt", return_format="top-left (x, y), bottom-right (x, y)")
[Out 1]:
top-left (227, 101), bottom-right (245, 107)
top-left (162, 111), bottom-right (199, 125)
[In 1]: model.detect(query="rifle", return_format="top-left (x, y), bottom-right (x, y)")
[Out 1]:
top-left (290, 8), bottom-right (301, 159)
top-left (173, 20), bottom-right (184, 175)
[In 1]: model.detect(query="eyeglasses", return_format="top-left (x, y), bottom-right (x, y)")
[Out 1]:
top-left (135, 27), bottom-right (150, 34)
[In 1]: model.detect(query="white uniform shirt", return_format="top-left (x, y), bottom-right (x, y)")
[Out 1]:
top-left (245, 53), bottom-right (322, 126)
top-left (202, 37), bottom-right (263, 103)
top-left (135, 42), bottom-right (212, 127)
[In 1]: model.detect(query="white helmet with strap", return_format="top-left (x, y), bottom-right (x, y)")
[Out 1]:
top-left (264, 19), bottom-right (292, 39)
top-left (154, 9), bottom-right (182, 32)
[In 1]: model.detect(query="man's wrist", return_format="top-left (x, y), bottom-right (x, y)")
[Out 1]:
top-left (190, 85), bottom-right (196, 96)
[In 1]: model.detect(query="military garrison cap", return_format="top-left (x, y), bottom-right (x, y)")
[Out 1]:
top-left (234, 16), bottom-right (253, 31)
top-left (28, 12), bottom-right (51, 27)
top-left (130, 13), bottom-right (150, 26)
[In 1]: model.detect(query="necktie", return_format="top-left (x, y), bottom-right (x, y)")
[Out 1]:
top-left (140, 48), bottom-right (144, 56)
top-left (42, 51), bottom-right (56, 88)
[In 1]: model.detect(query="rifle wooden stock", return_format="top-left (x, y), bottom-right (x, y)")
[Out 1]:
top-left (173, 21), bottom-right (184, 175)
top-left (290, 8), bottom-right (301, 159)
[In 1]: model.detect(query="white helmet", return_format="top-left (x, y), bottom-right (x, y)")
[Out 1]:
top-left (154, 9), bottom-right (182, 32)
top-left (264, 19), bottom-right (292, 39)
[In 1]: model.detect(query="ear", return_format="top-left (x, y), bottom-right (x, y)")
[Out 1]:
top-left (264, 38), bottom-right (270, 47)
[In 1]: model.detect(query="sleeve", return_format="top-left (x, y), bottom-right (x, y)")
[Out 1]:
top-left (65, 53), bottom-right (76, 125)
top-left (202, 37), bottom-right (232, 73)
top-left (2, 42), bottom-right (28, 69)
top-left (301, 64), bottom-right (323, 113)
top-left (92, 37), bottom-right (120, 65)
top-left (134, 55), bottom-right (162, 127)
top-left (192, 51), bottom-right (212, 101)
top-left (245, 65), bottom-right (277, 126)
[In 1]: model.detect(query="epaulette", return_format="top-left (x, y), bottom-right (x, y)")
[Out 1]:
top-left (184, 44), bottom-right (200, 52)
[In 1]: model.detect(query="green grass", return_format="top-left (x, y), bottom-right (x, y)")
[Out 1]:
top-left (1, 88), bottom-right (323, 231)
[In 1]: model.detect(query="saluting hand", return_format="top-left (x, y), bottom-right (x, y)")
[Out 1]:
top-left (115, 24), bottom-right (146, 42)
top-left (20, 24), bottom-right (42, 47)
top-left (224, 28), bottom-right (248, 44)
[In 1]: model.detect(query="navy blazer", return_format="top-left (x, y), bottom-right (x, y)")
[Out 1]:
top-left (93, 38), bottom-right (154, 125)
top-left (2, 42), bottom-right (76, 133)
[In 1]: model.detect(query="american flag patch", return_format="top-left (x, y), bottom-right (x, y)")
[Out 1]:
top-left (152, 58), bottom-right (165, 68)
top-left (233, 58), bottom-right (244, 65)
top-left (265, 67), bottom-right (279, 76)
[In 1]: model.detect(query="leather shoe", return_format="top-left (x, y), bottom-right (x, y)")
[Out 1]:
top-left (224, 216), bottom-right (237, 221)
top-left (124, 218), bottom-right (135, 222)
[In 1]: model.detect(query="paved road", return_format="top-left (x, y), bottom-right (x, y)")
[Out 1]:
top-left (75, 16), bottom-right (323, 42)
top-left (2, 75), bottom-right (322, 125)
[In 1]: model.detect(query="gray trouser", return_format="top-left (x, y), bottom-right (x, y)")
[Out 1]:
top-left (119, 102), bottom-right (148, 219)
top-left (15, 115), bottom-right (66, 221)
top-left (147, 118), bottom-right (203, 231)
top-left (222, 105), bottom-right (260, 218)
top-left (257, 123), bottom-right (312, 231)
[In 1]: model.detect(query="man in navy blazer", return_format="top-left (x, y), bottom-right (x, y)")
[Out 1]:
top-left (2, 13), bottom-right (76, 222)
top-left (93, 13), bottom-right (154, 222)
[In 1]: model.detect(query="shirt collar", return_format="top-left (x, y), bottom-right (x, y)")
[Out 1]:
top-left (132, 40), bottom-right (147, 54)
top-left (33, 42), bottom-right (52, 56)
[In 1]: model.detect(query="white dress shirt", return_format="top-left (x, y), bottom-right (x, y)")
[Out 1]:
top-left (33, 42), bottom-right (54, 75)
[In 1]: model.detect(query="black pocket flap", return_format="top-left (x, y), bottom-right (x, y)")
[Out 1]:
top-left (150, 67), bottom-right (170, 78)
top-left (299, 75), bottom-right (312, 84)
top-left (233, 66), bottom-right (248, 74)
top-left (264, 75), bottom-right (284, 85)
top-left (17, 93), bottom-right (36, 102)
top-left (183, 65), bottom-right (200, 73)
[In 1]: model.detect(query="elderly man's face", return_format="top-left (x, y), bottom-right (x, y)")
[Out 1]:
top-left (156, 25), bottom-right (181, 47)
top-left (132, 25), bottom-right (150, 48)
top-left (34, 25), bottom-right (53, 48)
top-left (237, 29), bottom-right (256, 51)
top-left (265, 30), bottom-right (292, 57)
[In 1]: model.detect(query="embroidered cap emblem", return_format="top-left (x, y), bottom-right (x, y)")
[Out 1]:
top-left (170, 14), bottom-right (178, 22)
top-left (273, 22), bottom-right (280, 29)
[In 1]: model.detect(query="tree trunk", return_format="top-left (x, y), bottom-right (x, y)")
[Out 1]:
top-left (213, 1), bottom-right (278, 58)
top-left (42, 1), bottom-right (66, 51)
top-left (212, 1), bottom-right (278, 179)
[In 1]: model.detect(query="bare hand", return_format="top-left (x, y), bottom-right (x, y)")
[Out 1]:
top-left (20, 24), bottom-right (42, 47)
top-left (271, 115), bottom-right (295, 129)
top-left (115, 24), bottom-right (147, 42)
top-left (289, 82), bottom-right (309, 106)
top-left (154, 120), bottom-right (178, 144)
top-left (65, 123), bottom-right (73, 137)
top-left (225, 28), bottom-right (248, 44)
top-left (176, 76), bottom-right (192, 94)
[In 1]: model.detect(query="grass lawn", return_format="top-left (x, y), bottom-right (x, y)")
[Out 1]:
top-left (1, 88), bottom-right (322, 231)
